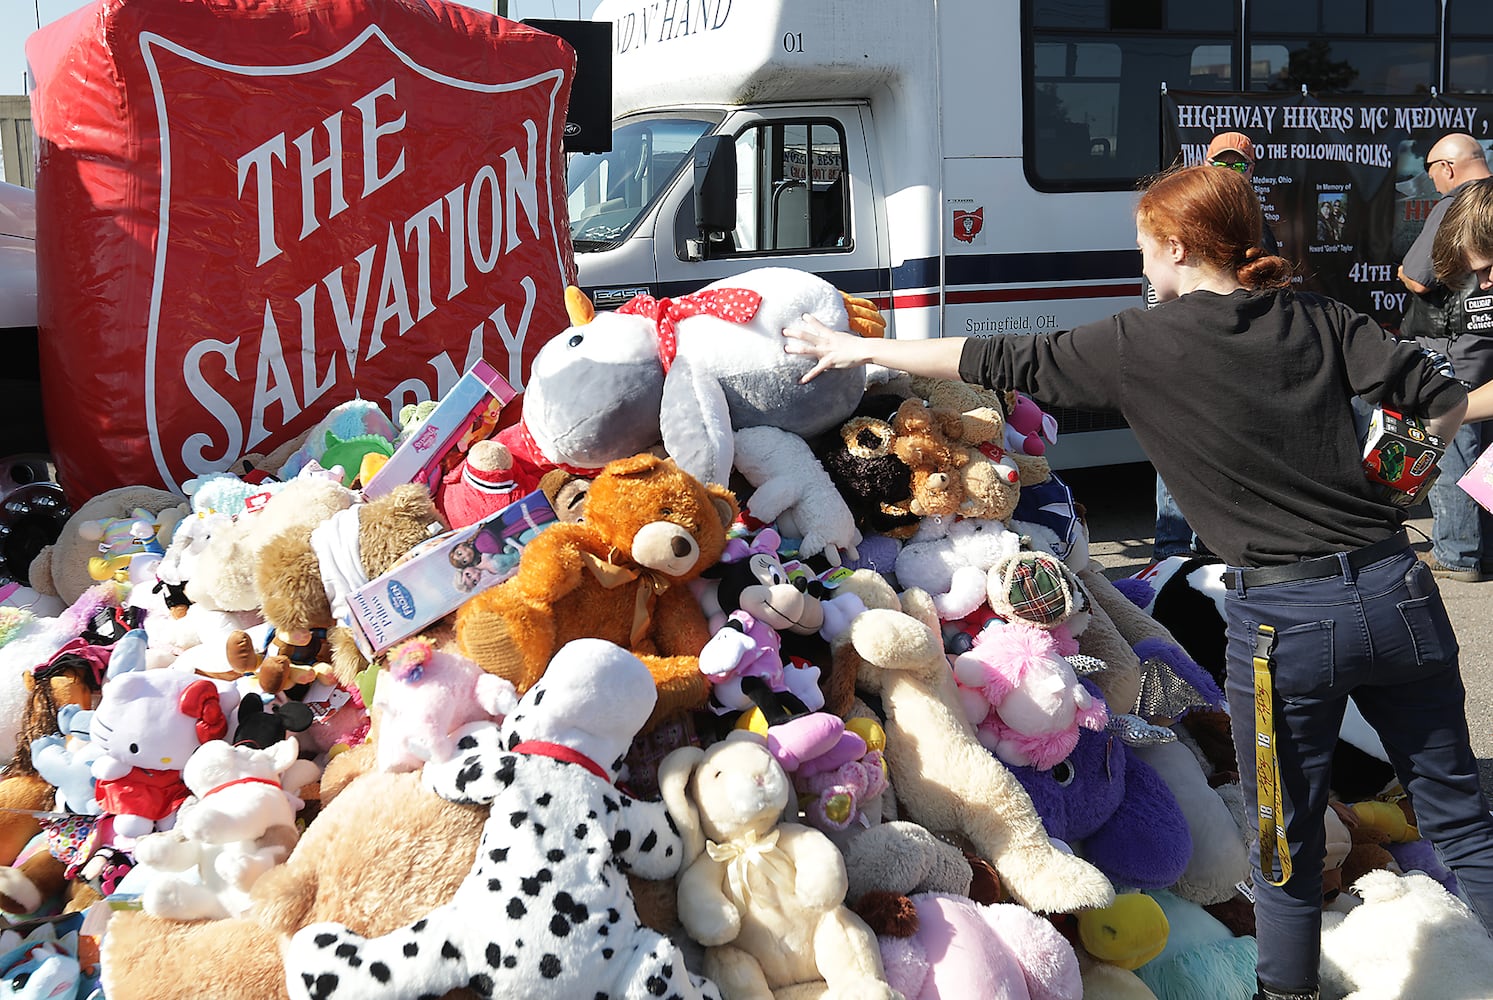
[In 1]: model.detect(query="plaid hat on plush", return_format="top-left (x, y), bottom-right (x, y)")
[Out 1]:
top-left (989, 550), bottom-right (1089, 630)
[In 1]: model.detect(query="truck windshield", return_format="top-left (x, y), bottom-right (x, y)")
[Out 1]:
top-left (567, 116), bottom-right (717, 249)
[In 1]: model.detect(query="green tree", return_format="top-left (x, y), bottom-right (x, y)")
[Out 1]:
top-left (1274, 40), bottom-right (1359, 93)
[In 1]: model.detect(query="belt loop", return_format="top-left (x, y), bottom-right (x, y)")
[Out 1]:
top-left (1231, 568), bottom-right (1247, 598)
top-left (1337, 550), bottom-right (1354, 585)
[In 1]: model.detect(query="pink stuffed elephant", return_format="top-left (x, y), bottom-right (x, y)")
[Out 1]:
top-left (876, 892), bottom-right (1082, 1000)
top-left (1003, 393), bottom-right (1058, 457)
top-left (373, 638), bottom-right (518, 772)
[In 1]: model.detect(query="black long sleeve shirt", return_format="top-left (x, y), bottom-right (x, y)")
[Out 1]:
top-left (959, 288), bottom-right (1467, 567)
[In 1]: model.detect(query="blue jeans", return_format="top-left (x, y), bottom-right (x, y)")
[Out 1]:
top-left (1154, 474), bottom-right (1210, 559)
top-left (1430, 419), bottom-right (1492, 571)
top-left (1224, 545), bottom-right (1493, 992)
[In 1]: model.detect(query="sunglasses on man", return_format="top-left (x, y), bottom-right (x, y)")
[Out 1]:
top-left (1210, 158), bottom-right (1251, 173)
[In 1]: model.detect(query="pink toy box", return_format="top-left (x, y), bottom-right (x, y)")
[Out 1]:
top-left (1459, 441), bottom-right (1493, 516)
top-left (343, 489), bottom-right (556, 658)
top-left (362, 360), bottom-right (515, 500)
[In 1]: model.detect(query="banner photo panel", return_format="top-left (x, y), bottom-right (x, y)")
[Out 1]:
top-left (1162, 91), bottom-right (1493, 334)
top-left (26, 0), bottom-right (578, 502)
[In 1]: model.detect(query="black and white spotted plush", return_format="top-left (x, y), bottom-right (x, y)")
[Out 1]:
top-left (285, 638), bottom-right (722, 1000)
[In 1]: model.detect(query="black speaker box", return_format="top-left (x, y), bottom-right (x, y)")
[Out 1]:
top-left (526, 18), bottom-right (612, 154)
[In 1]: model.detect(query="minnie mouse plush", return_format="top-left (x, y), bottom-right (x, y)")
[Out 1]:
top-left (692, 528), bottom-right (870, 719)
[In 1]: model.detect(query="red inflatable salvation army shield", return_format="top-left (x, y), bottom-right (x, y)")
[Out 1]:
top-left (27, 0), bottom-right (577, 502)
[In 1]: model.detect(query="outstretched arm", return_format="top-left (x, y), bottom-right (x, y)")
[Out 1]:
top-left (1427, 394), bottom-right (1469, 441)
top-left (1466, 380), bottom-right (1493, 424)
top-left (783, 314), bottom-right (968, 383)
top-left (1397, 264), bottom-right (1432, 296)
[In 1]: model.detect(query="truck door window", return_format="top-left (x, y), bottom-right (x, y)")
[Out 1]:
top-left (1448, 0), bottom-right (1493, 94)
top-left (567, 116), bottom-right (716, 248)
top-left (728, 120), bottom-right (849, 255)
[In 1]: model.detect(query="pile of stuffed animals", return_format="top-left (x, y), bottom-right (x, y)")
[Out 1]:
top-left (0, 267), bottom-right (1483, 1000)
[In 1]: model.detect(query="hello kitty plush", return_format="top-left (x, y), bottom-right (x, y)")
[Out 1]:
top-left (89, 630), bottom-right (239, 840)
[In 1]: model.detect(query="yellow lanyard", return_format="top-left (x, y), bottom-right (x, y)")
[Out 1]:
top-left (1253, 623), bottom-right (1292, 886)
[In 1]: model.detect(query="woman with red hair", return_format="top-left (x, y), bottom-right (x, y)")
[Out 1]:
top-left (784, 164), bottom-right (1493, 1000)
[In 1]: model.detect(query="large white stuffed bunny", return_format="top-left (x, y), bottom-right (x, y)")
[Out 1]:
top-left (500, 267), bottom-right (869, 488)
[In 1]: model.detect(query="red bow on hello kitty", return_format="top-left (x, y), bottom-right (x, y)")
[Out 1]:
top-left (616, 288), bottom-right (763, 373)
top-left (179, 680), bottom-right (228, 744)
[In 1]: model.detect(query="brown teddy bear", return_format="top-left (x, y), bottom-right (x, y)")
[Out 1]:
top-left (253, 484), bottom-right (447, 686)
top-left (455, 453), bottom-right (738, 726)
top-left (891, 397), bottom-right (1021, 523)
top-left (907, 376), bottom-right (1052, 488)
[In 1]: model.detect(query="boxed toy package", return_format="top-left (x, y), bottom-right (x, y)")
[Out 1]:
top-left (362, 360), bottom-right (516, 500)
top-left (1459, 440), bottom-right (1493, 515)
top-left (1361, 407), bottom-right (1444, 507)
top-left (344, 490), bottom-right (556, 658)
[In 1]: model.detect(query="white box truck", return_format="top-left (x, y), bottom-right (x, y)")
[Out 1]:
top-left (562, 0), bottom-right (1488, 468)
top-left (564, 0), bottom-right (1149, 468)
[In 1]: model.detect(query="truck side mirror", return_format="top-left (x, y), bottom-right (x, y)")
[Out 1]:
top-left (690, 135), bottom-right (737, 259)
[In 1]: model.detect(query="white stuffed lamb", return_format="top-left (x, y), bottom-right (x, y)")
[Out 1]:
top-left (894, 517), bottom-right (1023, 620)
top-left (132, 737), bottom-right (313, 920)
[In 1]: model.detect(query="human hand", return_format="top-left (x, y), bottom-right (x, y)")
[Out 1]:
top-left (782, 313), bottom-right (869, 383)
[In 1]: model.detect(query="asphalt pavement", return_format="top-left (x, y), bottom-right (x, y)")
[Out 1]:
top-left (1066, 461), bottom-right (1493, 803)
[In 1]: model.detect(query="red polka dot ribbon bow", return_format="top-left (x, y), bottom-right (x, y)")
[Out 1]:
top-left (616, 288), bottom-right (763, 373)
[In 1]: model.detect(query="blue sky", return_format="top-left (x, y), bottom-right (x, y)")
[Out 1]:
top-left (3, 0), bottom-right (601, 95)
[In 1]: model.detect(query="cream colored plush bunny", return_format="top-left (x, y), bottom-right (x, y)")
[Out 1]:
top-left (660, 731), bottom-right (903, 1000)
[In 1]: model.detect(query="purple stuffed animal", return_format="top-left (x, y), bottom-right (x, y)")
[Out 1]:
top-left (1008, 681), bottom-right (1193, 890)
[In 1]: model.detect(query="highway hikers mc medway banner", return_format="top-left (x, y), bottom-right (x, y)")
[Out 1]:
top-left (27, 0), bottom-right (577, 502)
top-left (1162, 90), bottom-right (1493, 336)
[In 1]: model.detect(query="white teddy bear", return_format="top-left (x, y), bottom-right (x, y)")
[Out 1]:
top-left (894, 517), bottom-right (1023, 620)
top-left (659, 731), bottom-right (903, 1000)
top-left (1319, 870), bottom-right (1493, 1000)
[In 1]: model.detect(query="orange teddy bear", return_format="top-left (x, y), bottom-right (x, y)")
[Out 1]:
top-left (455, 452), bottom-right (739, 726)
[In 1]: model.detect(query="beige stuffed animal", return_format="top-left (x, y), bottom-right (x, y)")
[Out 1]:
top-left (908, 375), bottom-right (1050, 489)
top-left (186, 474), bottom-right (357, 612)
top-left (28, 485), bottom-right (184, 604)
top-left (100, 768), bottom-right (488, 1000)
top-left (831, 570), bottom-right (1114, 914)
top-left (659, 732), bottom-right (900, 1000)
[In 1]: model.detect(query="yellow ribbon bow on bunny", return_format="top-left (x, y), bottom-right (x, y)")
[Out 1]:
top-left (705, 827), bottom-right (797, 907)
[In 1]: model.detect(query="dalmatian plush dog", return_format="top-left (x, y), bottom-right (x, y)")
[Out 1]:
top-left (285, 638), bottom-right (722, 1000)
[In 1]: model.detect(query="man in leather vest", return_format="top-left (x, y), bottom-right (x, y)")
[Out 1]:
top-left (1399, 133), bottom-right (1493, 583)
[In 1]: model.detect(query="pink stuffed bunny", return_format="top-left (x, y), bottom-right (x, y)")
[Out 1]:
top-left (1003, 393), bottom-right (1058, 457)
top-left (373, 637), bottom-right (519, 772)
top-left (952, 620), bottom-right (1108, 770)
